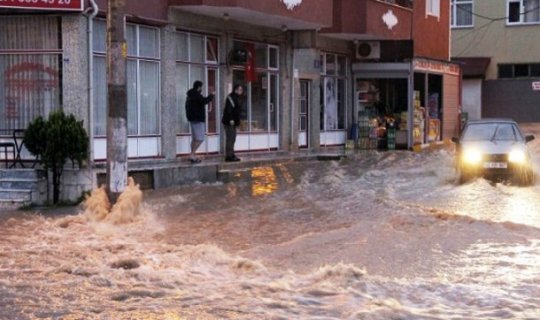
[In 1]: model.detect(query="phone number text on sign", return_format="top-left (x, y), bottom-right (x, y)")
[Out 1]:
top-left (0, 0), bottom-right (83, 11)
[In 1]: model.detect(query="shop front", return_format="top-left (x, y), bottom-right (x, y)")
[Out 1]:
top-left (175, 31), bottom-right (221, 155)
top-left (320, 52), bottom-right (348, 147)
top-left (413, 58), bottom-right (461, 143)
top-left (353, 59), bottom-right (460, 150)
top-left (230, 40), bottom-right (280, 152)
top-left (353, 62), bottom-right (412, 150)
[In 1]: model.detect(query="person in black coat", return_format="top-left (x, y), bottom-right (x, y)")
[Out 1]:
top-left (185, 80), bottom-right (214, 163)
top-left (222, 84), bottom-right (243, 162)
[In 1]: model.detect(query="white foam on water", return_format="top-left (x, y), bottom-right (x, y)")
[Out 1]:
top-left (2, 145), bottom-right (540, 319)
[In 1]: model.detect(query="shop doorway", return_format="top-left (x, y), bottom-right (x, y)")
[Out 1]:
top-left (298, 80), bottom-right (310, 148)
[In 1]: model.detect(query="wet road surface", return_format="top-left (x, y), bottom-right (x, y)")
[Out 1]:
top-left (2, 125), bottom-right (540, 319)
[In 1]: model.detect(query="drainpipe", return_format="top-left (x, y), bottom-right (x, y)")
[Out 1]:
top-left (86, 0), bottom-right (98, 167)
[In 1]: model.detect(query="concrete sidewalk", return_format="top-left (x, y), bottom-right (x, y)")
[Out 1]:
top-left (92, 149), bottom-right (349, 190)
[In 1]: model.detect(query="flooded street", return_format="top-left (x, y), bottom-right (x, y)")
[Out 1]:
top-left (2, 128), bottom-right (540, 319)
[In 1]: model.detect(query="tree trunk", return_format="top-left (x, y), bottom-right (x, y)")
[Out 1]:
top-left (106, 0), bottom-right (128, 204)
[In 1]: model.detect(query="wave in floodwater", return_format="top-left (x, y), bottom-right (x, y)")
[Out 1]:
top-left (2, 209), bottom-right (540, 320)
top-left (2, 144), bottom-right (540, 319)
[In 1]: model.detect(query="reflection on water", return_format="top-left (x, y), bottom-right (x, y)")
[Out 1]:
top-left (251, 166), bottom-right (278, 197)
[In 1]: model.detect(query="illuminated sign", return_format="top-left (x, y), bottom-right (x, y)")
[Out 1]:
top-left (0, 0), bottom-right (84, 11)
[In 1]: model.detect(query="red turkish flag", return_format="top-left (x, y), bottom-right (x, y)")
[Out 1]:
top-left (245, 44), bottom-right (256, 83)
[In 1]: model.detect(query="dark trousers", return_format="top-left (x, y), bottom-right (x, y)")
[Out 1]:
top-left (224, 124), bottom-right (237, 158)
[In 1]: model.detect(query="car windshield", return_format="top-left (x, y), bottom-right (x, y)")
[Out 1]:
top-left (462, 123), bottom-right (520, 142)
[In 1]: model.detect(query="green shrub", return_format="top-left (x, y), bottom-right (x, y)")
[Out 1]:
top-left (24, 111), bottom-right (89, 204)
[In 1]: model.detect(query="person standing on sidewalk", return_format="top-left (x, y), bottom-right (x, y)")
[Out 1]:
top-left (186, 81), bottom-right (214, 163)
top-left (222, 84), bottom-right (243, 162)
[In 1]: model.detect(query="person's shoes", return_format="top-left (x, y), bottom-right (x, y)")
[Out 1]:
top-left (189, 158), bottom-right (202, 163)
top-left (232, 156), bottom-right (241, 162)
top-left (225, 157), bottom-right (235, 162)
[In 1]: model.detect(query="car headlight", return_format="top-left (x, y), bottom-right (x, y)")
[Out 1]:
top-left (462, 149), bottom-right (482, 165)
top-left (509, 149), bottom-right (527, 164)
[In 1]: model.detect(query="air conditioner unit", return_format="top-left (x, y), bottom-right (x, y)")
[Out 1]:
top-left (356, 41), bottom-right (381, 60)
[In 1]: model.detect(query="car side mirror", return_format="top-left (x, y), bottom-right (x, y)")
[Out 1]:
top-left (525, 135), bottom-right (535, 143)
top-left (451, 137), bottom-right (460, 144)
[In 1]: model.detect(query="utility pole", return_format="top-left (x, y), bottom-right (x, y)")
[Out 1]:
top-left (106, 0), bottom-right (128, 203)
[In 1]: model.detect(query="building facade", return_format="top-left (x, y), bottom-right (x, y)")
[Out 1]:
top-left (452, 0), bottom-right (540, 122)
top-left (0, 0), bottom-right (457, 201)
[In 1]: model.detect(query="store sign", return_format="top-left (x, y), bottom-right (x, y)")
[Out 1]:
top-left (0, 0), bottom-right (84, 11)
top-left (532, 82), bottom-right (540, 91)
top-left (414, 59), bottom-right (460, 76)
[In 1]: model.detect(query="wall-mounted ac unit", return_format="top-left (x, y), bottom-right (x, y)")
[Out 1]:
top-left (356, 41), bottom-right (381, 60)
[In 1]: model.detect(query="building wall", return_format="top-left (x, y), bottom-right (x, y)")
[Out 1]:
top-left (483, 80), bottom-right (540, 122)
top-left (462, 79), bottom-right (482, 120)
top-left (451, 1), bottom-right (540, 80)
top-left (413, 0), bottom-right (450, 60)
top-left (442, 73), bottom-right (460, 139)
top-left (93, 0), bottom-right (169, 21)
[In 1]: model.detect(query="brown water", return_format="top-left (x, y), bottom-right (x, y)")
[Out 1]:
top-left (2, 128), bottom-right (540, 319)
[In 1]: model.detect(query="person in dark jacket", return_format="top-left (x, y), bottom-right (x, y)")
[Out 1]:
top-left (186, 80), bottom-right (214, 163)
top-left (222, 84), bottom-right (243, 162)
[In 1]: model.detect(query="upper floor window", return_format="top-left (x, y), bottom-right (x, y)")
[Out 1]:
top-left (451, 0), bottom-right (474, 27)
top-left (427, 0), bottom-right (441, 17)
top-left (380, 0), bottom-right (413, 9)
top-left (498, 63), bottom-right (540, 78)
top-left (508, 0), bottom-right (540, 24)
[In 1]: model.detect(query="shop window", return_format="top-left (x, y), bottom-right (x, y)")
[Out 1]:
top-left (232, 40), bottom-right (279, 134)
top-left (176, 33), bottom-right (189, 62)
top-left (325, 54), bottom-right (336, 76)
top-left (0, 16), bottom-right (62, 131)
top-left (269, 46), bottom-right (279, 70)
top-left (139, 26), bottom-right (160, 59)
top-left (451, 0), bottom-right (474, 27)
top-left (255, 43), bottom-right (268, 69)
top-left (206, 37), bottom-right (218, 63)
top-left (93, 20), bottom-right (160, 137)
top-left (175, 32), bottom-right (220, 134)
top-left (321, 53), bottom-right (347, 131)
top-left (508, 0), bottom-right (540, 24)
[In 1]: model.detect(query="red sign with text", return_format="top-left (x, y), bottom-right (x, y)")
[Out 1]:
top-left (0, 0), bottom-right (83, 11)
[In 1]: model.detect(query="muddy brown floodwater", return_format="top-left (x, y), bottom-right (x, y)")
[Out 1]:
top-left (2, 125), bottom-right (540, 319)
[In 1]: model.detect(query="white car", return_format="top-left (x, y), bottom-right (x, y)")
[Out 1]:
top-left (452, 119), bottom-right (535, 185)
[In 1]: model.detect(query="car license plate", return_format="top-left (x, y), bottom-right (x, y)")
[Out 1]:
top-left (484, 162), bottom-right (507, 169)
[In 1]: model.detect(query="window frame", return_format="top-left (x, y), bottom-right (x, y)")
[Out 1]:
top-left (426, 0), bottom-right (441, 18)
top-left (0, 16), bottom-right (62, 131)
top-left (231, 40), bottom-right (280, 134)
top-left (498, 63), bottom-right (540, 78)
top-left (175, 31), bottom-right (220, 135)
top-left (451, 0), bottom-right (474, 28)
top-left (507, 0), bottom-right (540, 25)
top-left (320, 52), bottom-right (348, 132)
top-left (92, 20), bottom-right (161, 138)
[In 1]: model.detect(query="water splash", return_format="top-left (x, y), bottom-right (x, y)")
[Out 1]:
top-left (80, 177), bottom-right (143, 224)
